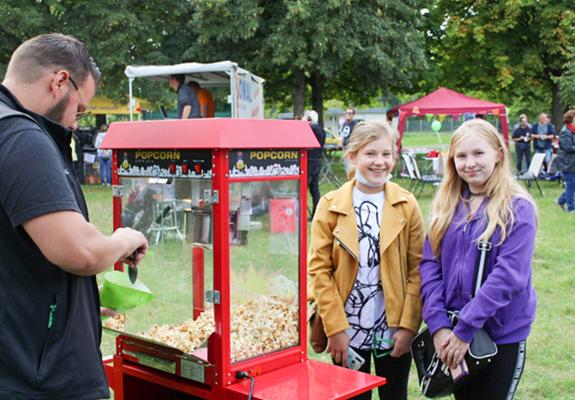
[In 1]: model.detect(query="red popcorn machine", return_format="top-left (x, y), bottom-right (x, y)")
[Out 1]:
top-left (101, 118), bottom-right (385, 399)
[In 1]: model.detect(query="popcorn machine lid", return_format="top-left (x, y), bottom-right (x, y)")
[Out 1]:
top-left (102, 118), bottom-right (320, 150)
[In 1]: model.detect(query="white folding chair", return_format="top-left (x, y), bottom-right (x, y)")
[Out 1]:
top-left (401, 153), bottom-right (418, 191)
top-left (518, 152), bottom-right (545, 196)
top-left (409, 153), bottom-right (442, 197)
top-left (147, 200), bottom-right (185, 244)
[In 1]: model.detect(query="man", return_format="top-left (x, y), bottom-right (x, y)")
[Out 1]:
top-left (340, 107), bottom-right (358, 149)
top-left (304, 110), bottom-right (326, 219)
top-left (168, 74), bottom-right (201, 119)
top-left (0, 33), bottom-right (148, 399)
top-left (512, 114), bottom-right (532, 174)
top-left (531, 112), bottom-right (556, 173)
top-left (189, 80), bottom-right (215, 118)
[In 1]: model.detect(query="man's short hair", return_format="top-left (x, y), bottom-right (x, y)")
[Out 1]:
top-left (6, 33), bottom-right (100, 85)
top-left (563, 110), bottom-right (575, 125)
top-left (170, 74), bottom-right (186, 84)
top-left (189, 80), bottom-right (201, 89)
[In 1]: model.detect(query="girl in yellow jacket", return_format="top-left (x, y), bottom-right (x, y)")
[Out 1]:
top-left (309, 120), bottom-right (424, 400)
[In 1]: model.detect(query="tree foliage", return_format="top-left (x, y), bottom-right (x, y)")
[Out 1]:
top-left (0, 0), bottom-right (193, 102)
top-left (425, 0), bottom-right (575, 127)
top-left (187, 0), bottom-right (428, 119)
top-left (0, 1), bottom-right (427, 119)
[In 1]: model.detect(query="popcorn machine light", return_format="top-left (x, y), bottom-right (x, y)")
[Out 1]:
top-left (101, 119), bottom-right (385, 399)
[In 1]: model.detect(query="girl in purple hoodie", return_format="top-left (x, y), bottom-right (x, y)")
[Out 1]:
top-left (419, 119), bottom-right (537, 400)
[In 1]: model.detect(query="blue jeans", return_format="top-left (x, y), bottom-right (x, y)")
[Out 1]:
top-left (98, 157), bottom-right (112, 184)
top-left (558, 171), bottom-right (575, 212)
top-left (535, 149), bottom-right (553, 172)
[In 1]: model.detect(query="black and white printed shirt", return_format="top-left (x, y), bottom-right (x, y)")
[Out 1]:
top-left (344, 187), bottom-right (396, 351)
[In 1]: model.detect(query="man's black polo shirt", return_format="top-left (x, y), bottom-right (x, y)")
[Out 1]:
top-left (0, 85), bottom-right (109, 399)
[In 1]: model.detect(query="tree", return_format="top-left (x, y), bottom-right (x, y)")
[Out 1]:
top-left (0, 0), bottom-right (191, 103)
top-left (425, 0), bottom-right (575, 128)
top-left (187, 0), bottom-right (427, 124)
top-left (0, 1), bottom-right (429, 123)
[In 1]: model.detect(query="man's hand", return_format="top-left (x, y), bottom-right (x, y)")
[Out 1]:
top-left (112, 227), bottom-right (148, 267)
top-left (327, 331), bottom-right (350, 366)
top-left (390, 328), bottom-right (415, 358)
top-left (100, 307), bottom-right (117, 318)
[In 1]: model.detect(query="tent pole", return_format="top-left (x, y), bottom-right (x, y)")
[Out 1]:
top-left (500, 108), bottom-right (509, 148)
top-left (129, 78), bottom-right (134, 122)
top-left (397, 112), bottom-right (408, 153)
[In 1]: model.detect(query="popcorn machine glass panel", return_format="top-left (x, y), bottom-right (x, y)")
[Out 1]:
top-left (109, 176), bottom-right (215, 358)
top-left (229, 180), bottom-right (300, 363)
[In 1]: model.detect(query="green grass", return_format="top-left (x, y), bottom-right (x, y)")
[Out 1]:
top-left (86, 138), bottom-right (575, 399)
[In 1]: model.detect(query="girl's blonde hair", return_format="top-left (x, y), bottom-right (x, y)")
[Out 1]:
top-left (344, 120), bottom-right (398, 179)
top-left (428, 119), bottom-right (535, 256)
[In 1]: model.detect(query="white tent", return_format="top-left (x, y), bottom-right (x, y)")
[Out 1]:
top-left (124, 61), bottom-right (265, 120)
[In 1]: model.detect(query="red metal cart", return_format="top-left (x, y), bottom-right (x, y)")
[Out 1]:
top-left (101, 118), bottom-right (385, 399)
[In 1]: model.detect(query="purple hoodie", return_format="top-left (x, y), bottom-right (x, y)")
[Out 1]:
top-left (419, 196), bottom-right (537, 344)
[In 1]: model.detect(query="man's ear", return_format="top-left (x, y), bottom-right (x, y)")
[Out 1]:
top-left (49, 70), bottom-right (69, 97)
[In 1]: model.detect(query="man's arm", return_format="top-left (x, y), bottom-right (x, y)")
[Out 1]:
top-left (181, 105), bottom-right (192, 119)
top-left (23, 211), bottom-right (148, 276)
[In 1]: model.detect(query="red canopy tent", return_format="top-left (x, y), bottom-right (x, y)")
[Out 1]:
top-left (393, 87), bottom-right (509, 151)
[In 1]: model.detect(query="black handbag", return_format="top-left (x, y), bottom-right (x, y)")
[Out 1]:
top-left (411, 240), bottom-right (498, 398)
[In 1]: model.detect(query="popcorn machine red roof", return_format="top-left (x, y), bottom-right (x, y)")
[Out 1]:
top-left (101, 118), bottom-right (385, 399)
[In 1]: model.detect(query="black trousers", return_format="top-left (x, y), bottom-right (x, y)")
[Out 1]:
top-left (515, 144), bottom-right (531, 173)
top-left (454, 341), bottom-right (526, 400)
top-left (349, 348), bottom-right (412, 400)
top-left (307, 159), bottom-right (322, 218)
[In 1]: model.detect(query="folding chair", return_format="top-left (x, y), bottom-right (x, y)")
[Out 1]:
top-left (401, 153), bottom-right (418, 191)
top-left (409, 153), bottom-right (442, 197)
top-left (518, 152), bottom-right (545, 196)
top-left (147, 199), bottom-right (185, 244)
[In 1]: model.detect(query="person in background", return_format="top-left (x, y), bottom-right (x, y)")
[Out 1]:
top-left (304, 110), bottom-right (326, 219)
top-left (420, 119), bottom-right (537, 399)
top-left (72, 129), bottom-right (85, 183)
top-left (512, 114), bottom-right (532, 174)
top-left (555, 110), bottom-right (575, 213)
top-left (340, 107), bottom-right (359, 149)
top-left (94, 123), bottom-right (112, 186)
top-left (0, 33), bottom-right (148, 399)
top-left (168, 74), bottom-right (201, 119)
top-left (189, 81), bottom-right (215, 118)
top-left (309, 121), bottom-right (424, 400)
top-left (531, 113), bottom-right (556, 173)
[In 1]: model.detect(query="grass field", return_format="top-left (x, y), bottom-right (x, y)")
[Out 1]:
top-left (87, 133), bottom-right (575, 399)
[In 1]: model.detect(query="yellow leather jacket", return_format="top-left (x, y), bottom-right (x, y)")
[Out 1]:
top-left (308, 179), bottom-right (424, 337)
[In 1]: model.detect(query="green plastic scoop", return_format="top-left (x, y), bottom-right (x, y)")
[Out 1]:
top-left (100, 270), bottom-right (155, 312)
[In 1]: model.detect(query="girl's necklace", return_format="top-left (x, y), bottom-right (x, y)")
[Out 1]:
top-left (466, 195), bottom-right (484, 220)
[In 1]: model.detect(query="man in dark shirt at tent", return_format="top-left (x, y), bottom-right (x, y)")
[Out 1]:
top-left (169, 74), bottom-right (201, 119)
top-left (0, 33), bottom-right (148, 400)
